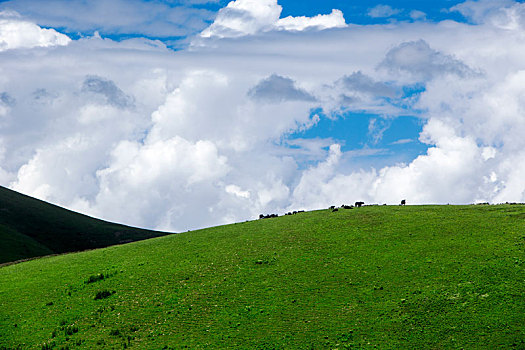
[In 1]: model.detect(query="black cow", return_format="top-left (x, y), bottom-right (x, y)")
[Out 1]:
top-left (260, 214), bottom-right (278, 219)
top-left (332, 208), bottom-right (339, 212)
top-left (342, 205), bottom-right (353, 209)
top-left (401, 199), bottom-right (406, 206)
top-left (355, 201), bottom-right (364, 207)
top-left (329, 206), bottom-right (335, 210)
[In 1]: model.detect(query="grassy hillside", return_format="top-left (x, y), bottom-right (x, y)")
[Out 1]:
top-left (0, 186), bottom-right (170, 264)
top-left (1, 204), bottom-right (524, 349)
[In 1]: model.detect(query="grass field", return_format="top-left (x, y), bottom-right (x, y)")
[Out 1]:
top-left (0, 186), bottom-right (169, 264)
top-left (1, 204), bottom-right (524, 349)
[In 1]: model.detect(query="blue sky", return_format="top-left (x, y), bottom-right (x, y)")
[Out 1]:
top-left (280, 0), bottom-right (467, 22)
top-left (0, 0), bottom-right (473, 164)
top-left (0, 0), bottom-right (473, 42)
top-left (1, 0), bottom-right (525, 230)
top-left (0, 0), bottom-right (457, 170)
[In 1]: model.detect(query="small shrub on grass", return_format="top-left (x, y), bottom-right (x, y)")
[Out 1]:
top-left (256, 342), bottom-right (282, 350)
top-left (109, 329), bottom-right (120, 336)
top-left (338, 331), bottom-right (354, 343)
top-left (85, 271), bottom-right (117, 284)
top-left (64, 325), bottom-right (78, 335)
top-left (254, 257), bottom-right (277, 265)
top-left (86, 273), bottom-right (105, 284)
top-left (94, 290), bottom-right (114, 300)
top-left (41, 342), bottom-right (55, 350)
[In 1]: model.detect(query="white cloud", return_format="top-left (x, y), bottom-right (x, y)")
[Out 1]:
top-left (198, 0), bottom-right (346, 39)
top-left (276, 9), bottom-right (346, 31)
top-left (380, 39), bottom-right (478, 81)
top-left (225, 184), bottom-right (251, 199)
top-left (451, 0), bottom-right (514, 24)
top-left (199, 0), bottom-right (282, 38)
top-left (248, 74), bottom-right (315, 103)
top-left (2, 1), bottom-right (525, 233)
top-left (451, 0), bottom-right (525, 32)
top-left (368, 5), bottom-right (402, 19)
top-left (82, 75), bottom-right (135, 109)
top-left (0, 11), bottom-right (70, 51)
top-left (410, 10), bottom-right (427, 21)
top-left (318, 71), bottom-right (403, 118)
top-left (290, 120), bottom-right (495, 208)
top-left (0, 0), bottom-right (215, 38)
top-left (91, 137), bottom-right (230, 229)
top-left (391, 138), bottom-right (414, 145)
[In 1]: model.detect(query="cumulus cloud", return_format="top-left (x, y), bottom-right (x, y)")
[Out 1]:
top-left (0, 92), bottom-right (15, 106)
top-left (248, 74), bottom-right (315, 103)
top-left (338, 72), bottom-right (398, 98)
top-left (368, 5), bottom-right (401, 19)
top-left (275, 9), bottom-right (346, 31)
top-left (200, 0), bottom-right (281, 38)
top-left (0, 0), bottom-right (215, 39)
top-left (0, 11), bottom-right (70, 51)
top-left (410, 10), bottom-right (427, 21)
top-left (289, 120), bottom-right (501, 209)
top-left (451, 0), bottom-right (514, 24)
top-left (92, 137), bottom-right (230, 229)
top-left (452, 0), bottom-right (525, 31)
top-left (2, 0), bottom-right (525, 233)
top-left (380, 40), bottom-right (478, 81)
top-left (199, 0), bottom-right (346, 39)
top-left (320, 71), bottom-right (402, 117)
top-left (82, 76), bottom-right (135, 109)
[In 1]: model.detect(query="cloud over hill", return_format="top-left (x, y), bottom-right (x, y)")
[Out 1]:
top-left (0, 0), bottom-right (524, 231)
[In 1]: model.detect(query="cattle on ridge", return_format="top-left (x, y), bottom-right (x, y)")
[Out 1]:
top-left (259, 213), bottom-right (279, 219)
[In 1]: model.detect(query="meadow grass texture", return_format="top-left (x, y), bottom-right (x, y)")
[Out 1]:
top-left (1, 204), bottom-right (524, 349)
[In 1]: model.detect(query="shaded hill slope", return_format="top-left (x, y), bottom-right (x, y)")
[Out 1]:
top-left (1, 204), bottom-right (524, 349)
top-left (0, 186), bottom-right (171, 264)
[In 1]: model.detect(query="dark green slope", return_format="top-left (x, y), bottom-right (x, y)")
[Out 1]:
top-left (0, 204), bottom-right (524, 349)
top-left (0, 186), bottom-right (171, 264)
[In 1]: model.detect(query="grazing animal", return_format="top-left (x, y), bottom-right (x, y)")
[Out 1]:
top-left (355, 201), bottom-right (364, 207)
top-left (329, 206), bottom-right (335, 210)
top-left (332, 208), bottom-right (339, 212)
top-left (342, 205), bottom-right (353, 209)
top-left (260, 214), bottom-right (278, 219)
top-left (401, 199), bottom-right (406, 206)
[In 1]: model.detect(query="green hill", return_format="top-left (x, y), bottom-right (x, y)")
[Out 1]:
top-left (1, 204), bottom-right (524, 349)
top-left (0, 186), bottom-right (170, 264)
